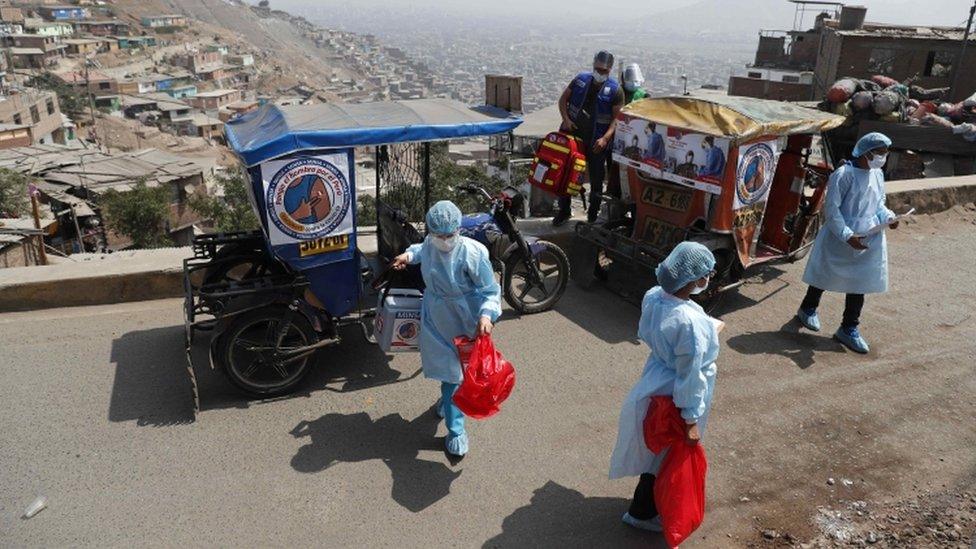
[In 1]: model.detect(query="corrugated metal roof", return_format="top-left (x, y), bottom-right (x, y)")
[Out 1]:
top-left (0, 145), bottom-right (203, 193)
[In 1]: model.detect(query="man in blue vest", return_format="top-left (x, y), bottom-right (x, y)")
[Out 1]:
top-left (553, 50), bottom-right (625, 226)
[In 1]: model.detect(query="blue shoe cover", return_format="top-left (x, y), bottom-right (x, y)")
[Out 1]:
top-left (797, 308), bottom-right (821, 331)
top-left (834, 326), bottom-right (869, 354)
top-left (621, 512), bottom-right (662, 532)
top-left (446, 433), bottom-right (468, 457)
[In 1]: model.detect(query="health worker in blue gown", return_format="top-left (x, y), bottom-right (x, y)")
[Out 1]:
top-left (392, 200), bottom-right (501, 457)
top-left (796, 132), bottom-right (899, 354)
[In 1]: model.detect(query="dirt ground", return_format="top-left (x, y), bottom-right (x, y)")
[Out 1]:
top-left (93, 114), bottom-right (237, 166)
top-left (0, 207), bottom-right (974, 548)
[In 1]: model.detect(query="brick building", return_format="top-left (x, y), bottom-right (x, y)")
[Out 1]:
top-left (185, 89), bottom-right (241, 112)
top-left (0, 89), bottom-right (66, 146)
top-left (814, 23), bottom-right (976, 102)
top-left (73, 20), bottom-right (129, 37)
top-left (62, 38), bottom-right (103, 56)
top-left (730, 5), bottom-right (976, 103)
top-left (56, 70), bottom-right (119, 96)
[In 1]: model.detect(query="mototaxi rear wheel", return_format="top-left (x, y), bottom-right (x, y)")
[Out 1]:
top-left (217, 305), bottom-right (318, 397)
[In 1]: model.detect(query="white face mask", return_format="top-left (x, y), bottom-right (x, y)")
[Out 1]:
top-left (690, 277), bottom-right (709, 295)
top-left (431, 234), bottom-right (458, 253)
top-left (867, 153), bottom-right (888, 170)
top-left (592, 71), bottom-right (608, 84)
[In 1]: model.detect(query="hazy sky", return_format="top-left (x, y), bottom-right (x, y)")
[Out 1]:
top-left (269, 0), bottom-right (972, 29)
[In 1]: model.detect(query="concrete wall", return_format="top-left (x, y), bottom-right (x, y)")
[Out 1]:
top-left (729, 76), bottom-right (814, 101)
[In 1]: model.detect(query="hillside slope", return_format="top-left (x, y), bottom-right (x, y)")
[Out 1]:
top-left (111, 0), bottom-right (362, 90)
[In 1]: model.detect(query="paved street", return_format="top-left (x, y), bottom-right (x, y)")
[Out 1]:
top-left (2, 210), bottom-right (975, 547)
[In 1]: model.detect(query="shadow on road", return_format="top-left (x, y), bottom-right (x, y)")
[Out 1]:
top-left (108, 325), bottom-right (196, 426)
top-left (725, 318), bottom-right (845, 370)
top-left (109, 323), bottom-right (419, 427)
top-left (553, 285), bottom-right (642, 345)
top-left (711, 265), bottom-right (792, 318)
top-left (289, 409), bottom-right (461, 512)
top-left (483, 481), bottom-right (667, 548)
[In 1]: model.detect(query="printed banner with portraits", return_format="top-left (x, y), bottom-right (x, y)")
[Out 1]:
top-left (612, 115), bottom-right (731, 195)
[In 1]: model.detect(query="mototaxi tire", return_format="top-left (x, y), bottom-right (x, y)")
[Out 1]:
top-left (217, 305), bottom-right (318, 397)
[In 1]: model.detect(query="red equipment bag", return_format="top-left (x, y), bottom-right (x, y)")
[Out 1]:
top-left (643, 396), bottom-right (708, 548)
top-left (527, 131), bottom-right (587, 197)
top-left (452, 335), bottom-right (516, 419)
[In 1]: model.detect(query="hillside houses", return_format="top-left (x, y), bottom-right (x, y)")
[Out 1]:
top-left (72, 20), bottom-right (130, 37)
top-left (141, 15), bottom-right (188, 29)
top-left (36, 6), bottom-right (90, 22)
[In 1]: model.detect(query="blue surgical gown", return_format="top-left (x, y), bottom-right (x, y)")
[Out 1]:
top-left (802, 163), bottom-right (895, 295)
top-left (609, 287), bottom-right (719, 479)
top-left (406, 236), bottom-right (502, 384)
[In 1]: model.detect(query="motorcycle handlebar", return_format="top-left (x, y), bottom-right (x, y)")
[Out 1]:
top-left (457, 181), bottom-right (493, 201)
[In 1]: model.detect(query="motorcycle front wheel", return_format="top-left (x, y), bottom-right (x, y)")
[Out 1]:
top-left (503, 240), bottom-right (570, 314)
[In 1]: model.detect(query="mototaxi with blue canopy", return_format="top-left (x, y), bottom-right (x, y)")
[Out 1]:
top-left (182, 99), bottom-right (521, 409)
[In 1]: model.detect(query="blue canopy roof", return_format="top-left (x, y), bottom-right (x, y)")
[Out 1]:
top-left (226, 98), bottom-right (523, 166)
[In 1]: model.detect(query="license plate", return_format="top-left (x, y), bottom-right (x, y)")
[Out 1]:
top-left (640, 217), bottom-right (680, 249)
top-left (298, 234), bottom-right (350, 257)
top-left (641, 184), bottom-right (692, 212)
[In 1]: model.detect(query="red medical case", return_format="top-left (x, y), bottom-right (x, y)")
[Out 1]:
top-left (527, 132), bottom-right (587, 197)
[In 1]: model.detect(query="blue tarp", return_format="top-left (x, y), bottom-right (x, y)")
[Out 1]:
top-left (227, 98), bottom-right (522, 166)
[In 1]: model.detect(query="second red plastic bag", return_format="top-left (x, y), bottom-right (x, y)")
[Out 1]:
top-left (643, 395), bottom-right (708, 548)
top-left (452, 335), bottom-right (516, 419)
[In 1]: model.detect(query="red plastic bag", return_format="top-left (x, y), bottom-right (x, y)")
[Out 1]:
top-left (452, 335), bottom-right (516, 419)
top-left (643, 396), bottom-right (707, 548)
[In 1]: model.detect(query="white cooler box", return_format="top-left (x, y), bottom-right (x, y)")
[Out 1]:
top-left (375, 289), bottom-right (423, 352)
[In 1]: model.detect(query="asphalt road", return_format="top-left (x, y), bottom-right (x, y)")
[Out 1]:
top-left (1, 209), bottom-right (975, 548)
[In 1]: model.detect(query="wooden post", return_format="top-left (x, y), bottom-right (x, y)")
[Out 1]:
top-left (71, 204), bottom-right (84, 253)
top-left (29, 187), bottom-right (47, 265)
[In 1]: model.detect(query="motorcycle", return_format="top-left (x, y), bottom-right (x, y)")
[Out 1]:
top-left (457, 183), bottom-right (569, 314)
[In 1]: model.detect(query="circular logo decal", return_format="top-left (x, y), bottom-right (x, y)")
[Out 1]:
top-left (735, 143), bottom-right (775, 206)
top-left (267, 157), bottom-right (350, 240)
top-left (397, 321), bottom-right (419, 340)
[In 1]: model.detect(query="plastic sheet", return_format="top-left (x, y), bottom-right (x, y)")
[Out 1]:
top-left (452, 335), bottom-right (516, 419)
top-left (643, 396), bottom-right (707, 548)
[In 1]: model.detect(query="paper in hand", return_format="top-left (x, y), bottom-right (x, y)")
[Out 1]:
top-left (856, 208), bottom-right (915, 238)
